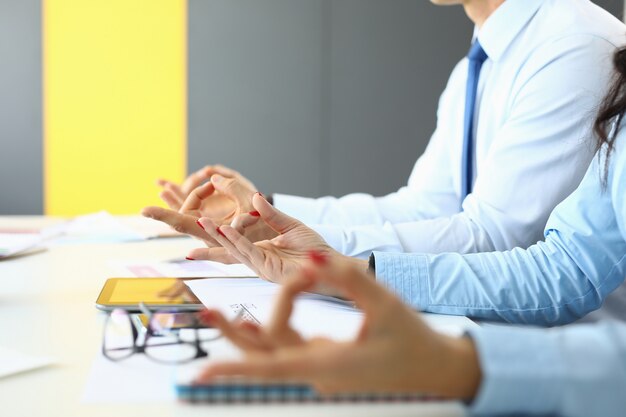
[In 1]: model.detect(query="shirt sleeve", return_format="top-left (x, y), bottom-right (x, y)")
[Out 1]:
top-left (373, 234), bottom-right (625, 326)
top-left (612, 136), bottom-right (626, 250)
top-left (279, 36), bottom-right (617, 258)
top-left (467, 321), bottom-right (626, 417)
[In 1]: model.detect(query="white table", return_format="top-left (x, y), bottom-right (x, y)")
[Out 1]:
top-left (0, 216), bottom-right (466, 417)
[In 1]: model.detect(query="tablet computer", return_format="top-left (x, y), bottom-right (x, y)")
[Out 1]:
top-left (95, 277), bottom-right (204, 312)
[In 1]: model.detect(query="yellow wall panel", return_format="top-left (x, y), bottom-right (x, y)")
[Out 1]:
top-left (44, 0), bottom-right (186, 215)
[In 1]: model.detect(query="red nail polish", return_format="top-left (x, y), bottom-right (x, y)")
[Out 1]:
top-left (216, 227), bottom-right (226, 238)
top-left (249, 211), bottom-right (261, 217)
top-left (186, 256), bottom-right (195, 261)
top-left (197, 310), bottom-right (215, 326)
top-left (196, 220), bottom-right (205, 230)
top-left (308, 250), bottom-right (327, 266)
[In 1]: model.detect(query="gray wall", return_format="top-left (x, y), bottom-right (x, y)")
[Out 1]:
top-left (189, 0), bottom-right (327, 196)
top-left (327, 1), bottom-right (470, 195)
top-left (188, 0), bottom-right (472, 197)
top-left (0, 0), bottom-right (42, 214)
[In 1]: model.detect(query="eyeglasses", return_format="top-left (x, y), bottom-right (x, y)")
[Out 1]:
top-left (102, 303), bottom-right (222, 364)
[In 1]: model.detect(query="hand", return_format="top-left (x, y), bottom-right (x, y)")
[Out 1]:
top-left (191, 193), bottom-right (365, 291)
top-left (195, 254), bottom-right (482, 398)
top-left (156, 164), bottom-right (257, 213)
top-left (142, 175), bottom-right (277, 251)
top-left (142, 182), bottom-right (221, 247)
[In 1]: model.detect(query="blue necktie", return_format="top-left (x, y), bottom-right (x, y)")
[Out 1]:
top-left (461, 41), bottom-right (488, 204)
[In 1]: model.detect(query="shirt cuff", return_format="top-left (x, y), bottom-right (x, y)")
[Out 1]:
top-left (466, 325), bottom-right (561, 416)
top-left (371, 251), bottom-right (430, 309)
top-left (310, 224), bottom-right (352, 257)
top-left (272, 194), bottom-right (322, 225)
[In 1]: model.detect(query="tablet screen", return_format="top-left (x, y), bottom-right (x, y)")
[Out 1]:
top-left (96, 278), bottom-right (202, 310)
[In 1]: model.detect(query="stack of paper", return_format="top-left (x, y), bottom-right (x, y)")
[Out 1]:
top-left (0, 233), bottom-right (46, 259)
top-left (42, 211), bottom-right (182, 246)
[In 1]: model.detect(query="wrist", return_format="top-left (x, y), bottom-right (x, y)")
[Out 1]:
top-left (340, 255), bottom-right (369, 275)
top-left (436, 335), bottom-right (482, 400)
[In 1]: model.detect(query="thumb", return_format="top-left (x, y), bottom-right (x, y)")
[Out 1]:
top-left (252, 193), bottom-right (301, 235)
top-left (211, 174), bottom-right (252, 200)
top-left (306, 253), bottom-right (387, 315)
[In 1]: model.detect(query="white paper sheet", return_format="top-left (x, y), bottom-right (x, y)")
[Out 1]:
top-left (108, 259), bottom-right (256, 278)
top-left (186, 278), bottom-right (478, 338)
top-left (116, 215), bottom-right (181, 239)
top-left (0, 233), bottom-right (44, 259)
top-left (44, 212), bottom-right (181, 245)
top-left (0, 347), bottom-right (54, 379)
top-left (82, 337), bottom-right (242, 404)
top-left (82, 353), bottom-right (179, 403)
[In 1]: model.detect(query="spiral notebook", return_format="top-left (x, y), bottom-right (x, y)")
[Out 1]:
top-left (176, 378), bottom-right (434, 404)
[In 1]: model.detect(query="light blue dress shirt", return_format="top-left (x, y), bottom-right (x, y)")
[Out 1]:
top-left (274, 0), bottom-right (625, 259)
top-left (374, 131), bottom-right (626, 325)
top-left (467, 321), bottom-right (626, 416)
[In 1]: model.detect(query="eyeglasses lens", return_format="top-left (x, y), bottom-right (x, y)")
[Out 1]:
top-left (103, 309), bottom-right (135, 360)
top-left (144, 313), bottom-right (197, 363)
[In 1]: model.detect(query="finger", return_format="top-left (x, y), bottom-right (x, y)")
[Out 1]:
top-left (180, 182), bottom-right (216, 213)
top-left (218, 225), bottom-right (266, 268)
top-left (199, 310), bottom-right (266, 351)
top-left (212, 165), bottom-right (257, 190)
top-left (230, 212), bottom-right (261, 234)
top-left (210, 175), bottom-right (254, 205)
top-left (187, 247), bottom-right (240, 264)
top-left (156, 178), bottom-right (183, 195)
top-left (210, 164), bottom-right (240, 178)
top-left (198, 218), bottom-right (263, 277)
top-left (141, 206), bottom-right (212, 241)
top-left (159, 189), bottom-right (183, 211)
top-left (307, 255), bottom-right (390, 315)
top-left (252, 193), bottom-right (301, 235)
top-left (163, 181), bottom-right (185, 200)
top-left (181, 166), bottom-right (217, 195)
top-left (269, 272), bottom-right (316, 334)
top-left (234, 321), bottom-right (273, 351)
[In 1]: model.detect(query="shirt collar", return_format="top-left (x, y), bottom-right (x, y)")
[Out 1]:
top-left (476, 0), bottom-right (544, 62)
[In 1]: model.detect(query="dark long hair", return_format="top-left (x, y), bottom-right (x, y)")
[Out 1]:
top-left (594, 47), bottom-right (626, 185)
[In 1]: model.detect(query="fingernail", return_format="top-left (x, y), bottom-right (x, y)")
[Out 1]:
top-left (256, 192), bottom-right (266, 199)
top-left (197, 310), bottom-right (215, 326)
top-left (249, 210), bottom-right (261, 217)
top-left (216, 227), bottom-right (226, 238)
top-left (308, 250), bottom-right (327, 266)
top-left (186, 256), bottom-right (195, 261)
top-left (196, 220), bottom-right (205, 230)
top-left (211, 174), bottom-right (222, 183)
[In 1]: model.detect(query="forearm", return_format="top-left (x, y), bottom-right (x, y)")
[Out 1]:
top-left (425, 335), bottom-right (482, 400)
top-left (311, 213), bottom-right (498, 259)
top-left (273, 187), bottom-right (447, 229)
top-left (273, 193), bottom-right (388, 227)
top-left (374, 237), bottom-right (620, 325)
top-left (467, 322), bottom-right (626, 417)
